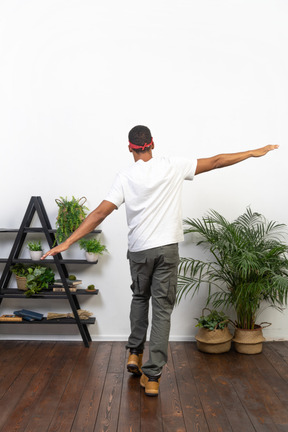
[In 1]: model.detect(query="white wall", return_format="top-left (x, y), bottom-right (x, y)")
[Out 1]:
top-left (0, 0), bottom-right (288, 342)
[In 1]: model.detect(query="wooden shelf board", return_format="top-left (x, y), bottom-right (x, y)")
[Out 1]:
top-left (0, 228), bottom-right (102, 234)
top-left (0, 317), bottom-right (96, 324)
top-left (1, 258), bottom-right (98, 265)
top-left (0, 288), bottom-right (99, 298)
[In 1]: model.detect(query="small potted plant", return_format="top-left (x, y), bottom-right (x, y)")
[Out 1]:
top-left (10, 264), bottom-right (29, 291)
top-left (10, 264), bottom-right (55, 296)
top-left (27, 241), bottom-right (43, 261)
top-left (195, 309), bottom-right (233, 353)
top-left (79, 238), bottom-right (107, 262)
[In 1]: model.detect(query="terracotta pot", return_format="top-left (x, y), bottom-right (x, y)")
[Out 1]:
top-left (196, 326), bottom-right (233, 353)
top-left (233, 325), bottom-right (266, 354)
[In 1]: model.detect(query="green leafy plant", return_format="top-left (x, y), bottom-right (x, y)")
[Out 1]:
top-left (177, 208), bottom-right (288, 330)
top-left (10, 264), bottom-right (29, 277)
top-left (25, 266), bottom-right (55, 297)
top-left (27, 241), bottom-right (42, 251)
top-left (195, 309), bottom-right (229, 331)
top-left (68, 275), bottom-right (77, 281)
top-left (55, 196), bottom-right (89, 244)
top-left (79, 238), bottom-right (107, 254)
top-left (87, 284), bottom-right (95, 290)
top-left (10, 264), bottom-right (55, 297)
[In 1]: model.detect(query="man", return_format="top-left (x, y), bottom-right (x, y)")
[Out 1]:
top-left (42, 125), bottom-right (278, 396)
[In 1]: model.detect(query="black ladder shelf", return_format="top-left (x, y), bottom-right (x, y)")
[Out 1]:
top-left (0, 196), bottom-right (101, 347)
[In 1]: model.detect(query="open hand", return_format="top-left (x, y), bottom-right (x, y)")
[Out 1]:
top-left (253, 144), bottom-right (279, 157)
top-left (41, 242), bottom-right (69, 260)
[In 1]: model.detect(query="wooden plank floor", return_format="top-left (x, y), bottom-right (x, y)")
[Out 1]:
top-left (0, 341), bottom-right (288, 431)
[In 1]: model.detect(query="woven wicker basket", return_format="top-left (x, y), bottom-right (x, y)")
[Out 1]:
top-left (15, 275), bottom-right (27, 291)
top-left (196, 327), bottom-right (233, 354)
top-left (233, 326), bottom-right (266, 354)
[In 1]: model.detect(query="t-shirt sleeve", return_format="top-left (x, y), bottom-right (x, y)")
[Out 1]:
top-left (104, 174), bottom-right (125, 209)
top-left (171, 157), bottom-right (198, 180)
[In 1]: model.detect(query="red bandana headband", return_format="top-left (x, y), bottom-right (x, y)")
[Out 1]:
top-left (129, 138), bottom-right (154, 151)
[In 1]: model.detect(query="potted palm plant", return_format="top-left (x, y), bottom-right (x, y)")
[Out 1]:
top-left (177, 208), bottom-right (288, 354)
top-left (79, 238), bottom-right (107, 262)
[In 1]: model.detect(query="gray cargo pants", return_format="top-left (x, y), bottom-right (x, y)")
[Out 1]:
top-left (126, 243), bottom-right (179, 377)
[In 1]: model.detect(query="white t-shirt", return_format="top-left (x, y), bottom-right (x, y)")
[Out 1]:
top-left (105, 156), bottom-right (197, 252)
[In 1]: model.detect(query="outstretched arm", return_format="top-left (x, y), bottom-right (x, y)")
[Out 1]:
top-left (41, 200), bottom-right (117, 259)
top-left (195, 144), bottom-right (279, 175)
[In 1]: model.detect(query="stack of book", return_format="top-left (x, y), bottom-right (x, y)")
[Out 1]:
top-left (53, 278), bottom-right (82, 292)
top-left (14, 309), bottom-right (44, 321)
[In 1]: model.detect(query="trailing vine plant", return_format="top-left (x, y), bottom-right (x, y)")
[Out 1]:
top-left (54, 196), bottom-right (89, 245)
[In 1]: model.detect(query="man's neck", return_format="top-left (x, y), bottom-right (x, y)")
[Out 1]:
top-left (133, 150), bottom-right (153, 162)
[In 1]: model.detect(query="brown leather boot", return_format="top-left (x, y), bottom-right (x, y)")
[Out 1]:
top-left (127, 352), bottom-right (143, 376)
top-left (140, 374), bottom-right (161, 396)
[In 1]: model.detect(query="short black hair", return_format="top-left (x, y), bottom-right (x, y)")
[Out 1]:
top-left (128, 125), bottom-right (152, 153)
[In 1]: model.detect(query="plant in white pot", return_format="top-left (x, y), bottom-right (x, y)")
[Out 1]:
top-left (27, 241), bottom-right (43, 261)
top-left (177, 208), bottom-right (288, 354)
top-left (79, 238), bottom-right (107, 262)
